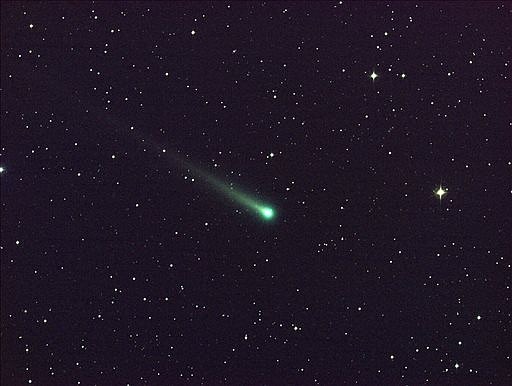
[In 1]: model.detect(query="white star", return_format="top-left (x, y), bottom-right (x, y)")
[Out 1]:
top-left (434, 186), bottom-right (447, 201)
top-left (370, 71), bottom-right (378, 80)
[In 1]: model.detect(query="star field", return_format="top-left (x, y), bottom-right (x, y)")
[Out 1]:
top-left (1, 2), bottom-right (511, 385)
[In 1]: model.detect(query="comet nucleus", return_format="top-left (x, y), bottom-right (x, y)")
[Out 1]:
top-left (259, 206), bottom-right (275, 220)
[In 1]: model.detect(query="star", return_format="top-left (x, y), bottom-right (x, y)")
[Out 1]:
top-left (370, 71), bottom-right (378, 80)
top-left (0, 166), bottom-right (4, 173)
top-left (434, 185), bottom-right (447, 201)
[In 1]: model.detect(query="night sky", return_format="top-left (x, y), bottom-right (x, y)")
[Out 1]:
top-left (1, 1), bottom-right (511, 385)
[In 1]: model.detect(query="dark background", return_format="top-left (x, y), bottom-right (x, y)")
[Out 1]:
top-left (1, 1), bottom-right (511, 385)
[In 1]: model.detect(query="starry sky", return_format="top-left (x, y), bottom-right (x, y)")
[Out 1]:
top-left (1, 2), bottom-right (511, 385)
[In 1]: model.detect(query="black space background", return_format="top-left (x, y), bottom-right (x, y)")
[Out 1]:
top-left (1, 2), bottom-right (511, 385)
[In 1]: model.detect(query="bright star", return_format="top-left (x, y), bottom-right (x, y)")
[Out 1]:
top-left (434, 185), bottom-right (447, 201)
top-left (0, 166), bottom-right (4, 173)
top-left (370, 71), bottom-right (378, 80)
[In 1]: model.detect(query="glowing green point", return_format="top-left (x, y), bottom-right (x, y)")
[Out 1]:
top-left (260, 207), bottom-right (275, 220)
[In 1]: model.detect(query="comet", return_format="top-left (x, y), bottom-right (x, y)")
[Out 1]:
top-left (110, 116), bottom-right (278, 221)
top-left (20, 60), bottom-right (277, 221)
top-left (171, 154), bottom-right (276, 221)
